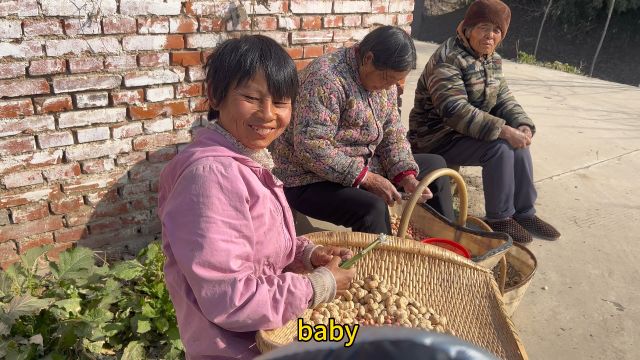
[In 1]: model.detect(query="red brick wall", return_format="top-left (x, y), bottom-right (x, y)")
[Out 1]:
top-left (0, 0), bottom-right (415, 267)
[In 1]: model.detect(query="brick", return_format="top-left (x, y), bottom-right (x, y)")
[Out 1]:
top-left (69, 57), bottom-right (104, 74)
top-left (397, 13), bottom-right (413, 26)
top-left (104, 55), bottom-right (138, 72)
top-left (291, 31), bottom-right (333, 45)
top-left (185, 33), bottom-right (225, 49)
top-left (84, 188), bottom-right (120, 206)
top-left (290, 0), bottom-right (332, 14)
top-left (50, 195), bottom-right (84, 214)
top-left (2, 169), bottom-right (43, 188)
top-left (111, 89), bottom-right (144, 106)
top-left (174, 114), bottom-right (202, 130)
top-left (278, 16), bottom-right (300, 30)
top-left (16, 232), bottom-right (55, 254)
top-left (120, 182), bottom-right (149, 198)
top-left (132, 130), bottom-right (190, 151)
top-left (81, 158), bottom-right (115, 174)
top-left (0, 62), bottom-right (26, 79)
top-left (37, 131), bottom-right (74, 149)
top-left (143, 117), bottom-right (173, 134)
top-left (189, 97), bottom-right (208, 112)
top-left (0, 136), bottom-right (35, 156)
top-left (371, 0), bottom-right (388, 13)
top-left (129, 162), bottom-right (166, 182)
top-left (65, 207), bottom-right (92, 226)
top-left (0, 99), bottom-right (34, 118)
top-left (54, 226), bottom-right (87, 243)
top-left (116, 152), bottom-right (146, 166)
top-left (88, 217), bottom-right (124, 235)
top-left (19, 0), bottom-right (39, 17)
top-left (103, 17), bottom-right (137, 34)
top-left (171, 51), bottom-right (202, 66)
top-left (0, 209), bottom-right (10, 226)
top-left (227, 19), bottom-right (251, 31)
top-left (63, 174), bottom-right (123, 197)
top-left (389, 0), bottom-right (414, 12)
top-left (175, 83), bottom-right (202, 98)
top-left (137, 17), bottom-right (169, 34)
top-left (201, 49), bottom-right (213, 62)
top-left (295, 59), bottom-right (313, 71)
top-left (66, 139), bottom-right (132, 161)
top-left (123, 34), bottom-right (184, 51)
top-left (334, 1), bottom-right (372, 13)
top-left (0, 41), bottom-right (43, 59)
top-left (323, 15), bottom-right (344, 28)
top-left (34, 96), bottom-right (73, 114)
top-left (146, 86), bottom-right (174, 102)
top-left (343, 15), bottom-right (363, 27)
top-left (64, 19), bottom-right (102, 36)
top-left (76, 127), bottom-right (110, 143)
top-left (0, 79), bottom-right (49, 98)
top-left (0, 185), bottom-right (58, 209)
top-left (170, 17), bottom-right (198, 33)
top-left (129, 100), bottom-right (189, 120)
top-left (304, 45), bottom-right (324, 58)
top-left (301, 16), bottom-right (322, 30)
top-left (0, 241), bottom-right (18, 267)
top-left (0, 216), bottom-right (64, 242)
top-left (199, 17), bottom-right (224, 32)
top-left (112, 122), bottom-right (143, 140)
top-left (10, 202), bottom-right (49, 224)
top-left (363, 14), bottom-right (396, 27)
top-left (28, 59), bottom-right (66, 76)
top-left (53, 74), bottom-right (121, 94)
top-left (0, 19), bottom-right (22, 39)
top-left (130, 193), bottom-right (158, 210)
top-left (59, 108), bottom-right (126, 129)
top-left (0, 1), bottom-right (18, 16)
top-left (46, 38), bottom-right (121, 56)
top-left (0, 149), bottom-right (63, 175)
top-left (261, 30), bottom-right (289, 46)
top-left (186, 2), bottom-right (231, 16)
top-left (148, 147), bottom-right (177, 163)
top-left (121, 0), bottom-right (182, 16)
top-left (22, 19), bottom-right (60, 36)
top-left (75, 92), bottom-right (109, 109)
top-left (41, 163), bottom-right (81, 182)
top-left (249, 1), bottom-right (287, 14)
top-left (124, 69), bottom-right (184, 87)
top-left (333, 28), bottom-right (370, 43)
top-left (40, 0), bottom-right (117, 16)
top-left (187, 67), bottom-right (206, 82)
top-left (0, 115), bottom-right (55, 138)
top-left (121, 211), bottom-right (152, 226)
top-left (138, 52), bottom-right (169, 67)
top-left (92, 201), bottom-right (130, 218)
top-left (253, 16), bottom-right (278, 31)
top-left (285, 47), bottom-right (302, 60)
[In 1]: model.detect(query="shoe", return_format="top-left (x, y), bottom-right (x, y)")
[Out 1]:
top-left (515, 215), bottom-right (561, 240)
top-left (486, 218), bottom-right (533, 244)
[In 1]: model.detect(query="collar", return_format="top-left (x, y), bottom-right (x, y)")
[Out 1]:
top-left (206, 120), bottom-right (275, 171)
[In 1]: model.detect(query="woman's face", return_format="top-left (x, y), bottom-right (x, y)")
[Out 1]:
top-left (468, 22), bottom-right (502, 56)
top-left (359, 52), bottom-right (410, 92)
top-left (214, 71), bottom-right (292, 150)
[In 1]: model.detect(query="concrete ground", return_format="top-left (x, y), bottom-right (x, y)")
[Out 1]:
top-left (298, 40), bottom-right (640, 359)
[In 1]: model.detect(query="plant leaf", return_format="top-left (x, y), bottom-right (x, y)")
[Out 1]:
top-left (141, 303), bottom-right (157, 318)
top-left (0, 271), bottom-right (14, 297)
top-left (2, 295), bottom-right (53, 323)
top-left (82, 307), bottom-right (114, 324)
top-left (49, 247), bottom-right (95, 281)
top-left (135, 318), bottom-right (151, 334)
top-left (53, 298), bottom-right (82, 315)
top-left (19, 245), bottom-right (53, 276)
top-left (110, 260), bottom-right (144, 281)
top-left (82, 339), bottom-right (105, 354)
top-left (121, 341), bottom-right (146, 360)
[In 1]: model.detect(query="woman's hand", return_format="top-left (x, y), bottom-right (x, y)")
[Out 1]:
top-left (324, 256), bottom-right (356, 291)
top-left (361, 172), bottom-right (402, 206)
top-left (398, 175), bottom-right (433, 204)
top-left (499, 125), bottom-right (529, 149)
top-left (518, 125), bottom-right (533, 146)
top-left (311, 246), bottom-right (353, 267)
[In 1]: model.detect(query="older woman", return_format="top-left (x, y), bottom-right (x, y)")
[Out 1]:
top-left (273, 26), bottom-right (454, 235)
top-left (158, 35), bottom-right (355, 359)
top-left (408, 0), bottom-right (560, 243)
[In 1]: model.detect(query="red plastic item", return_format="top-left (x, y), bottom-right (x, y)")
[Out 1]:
top-left (420, 238), bottom-right (471, 259)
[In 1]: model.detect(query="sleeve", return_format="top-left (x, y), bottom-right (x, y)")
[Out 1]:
top-left (292, 76), bottom-right (366, 187)
top-left (428, 62), bottom-right (506, 141)
top-left (284, 236), bottom-right (318, 273)
top-left (490, 77), bottom-right (536, 134)
top-left (375, 86), bottom-right (419, 180)
top-left (161, 163), bottom-right (313, 332)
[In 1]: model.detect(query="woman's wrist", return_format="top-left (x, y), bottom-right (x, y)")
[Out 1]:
top-left (306, 267), bottom-right (336, 307)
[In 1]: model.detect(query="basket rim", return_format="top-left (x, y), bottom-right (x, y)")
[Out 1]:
top-left (503, 242), bottom-right (538, 292)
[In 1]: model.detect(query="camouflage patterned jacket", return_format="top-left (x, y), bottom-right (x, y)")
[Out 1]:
top-left (408, 34), bottom-right (535, 154)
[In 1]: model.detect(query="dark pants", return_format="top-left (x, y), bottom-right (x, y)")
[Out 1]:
top-left (284, 154), bottom-right (455, 235)
top-left (436, 137), bottom-right (537, 221)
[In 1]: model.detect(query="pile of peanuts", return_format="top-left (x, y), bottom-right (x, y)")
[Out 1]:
top-left (390, 214), bottom-right (426, 240)
top-left (306, 275), bottom-right (453, 335)
top-left (493, 261), bottom-right (524, 289)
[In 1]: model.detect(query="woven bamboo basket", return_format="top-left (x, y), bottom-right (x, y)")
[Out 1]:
top-left (497, 243), bottom-right (538, 316)
top-left (256, 232), bottom-right (528, 360)
top-left (392, 168), bottom-right (512, 270)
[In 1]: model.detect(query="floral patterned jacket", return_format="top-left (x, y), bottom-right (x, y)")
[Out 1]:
top-left (272, 45), bottom-right (418, 188)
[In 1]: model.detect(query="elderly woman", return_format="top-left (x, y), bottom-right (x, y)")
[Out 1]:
top-left (273, 26), bottom-right (454, 235)
top-left (408, 0), bottom-right (560, 243)
top-left (158, 35), bottom-right (355, 360)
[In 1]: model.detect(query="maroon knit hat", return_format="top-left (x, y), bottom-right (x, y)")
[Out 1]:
top-left (461, 0), bottom-right (511, 37)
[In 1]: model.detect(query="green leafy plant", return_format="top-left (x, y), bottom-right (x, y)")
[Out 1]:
top-left (516, 51), bottom-right (584, 75)
top-left (0, 242), bottom-right (183, 360)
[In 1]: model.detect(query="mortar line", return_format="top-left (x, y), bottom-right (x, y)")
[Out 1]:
top-left (534, 148), bottom-right (640, 184)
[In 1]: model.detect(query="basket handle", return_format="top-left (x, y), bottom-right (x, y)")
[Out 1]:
top-left (466, 216), bottom-right (507, 296)
top-left (397, 168), bottom-right (468, 238)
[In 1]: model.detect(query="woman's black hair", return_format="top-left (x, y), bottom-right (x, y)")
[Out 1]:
top-left (357, 26), bottom-right (417, 72)
top-left (204, 35), bottom-right (298, 120)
